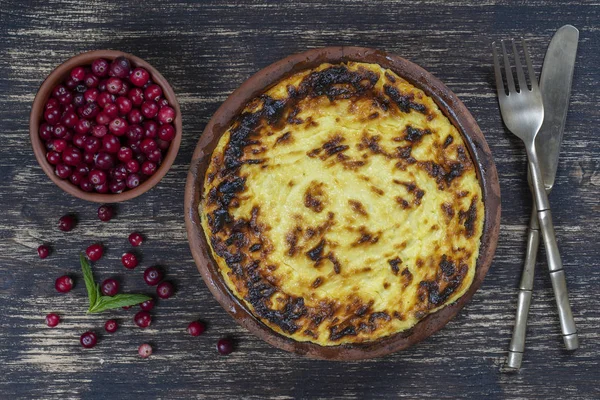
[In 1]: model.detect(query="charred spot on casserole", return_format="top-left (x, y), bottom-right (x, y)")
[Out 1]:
top-left (200, 62), bottom-right (484, 345)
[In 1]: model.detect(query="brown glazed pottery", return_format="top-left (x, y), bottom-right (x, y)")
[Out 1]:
top-left (184, 46), bottom-right (501, 360)
top-left (30, 50), bottom-right (182, 203)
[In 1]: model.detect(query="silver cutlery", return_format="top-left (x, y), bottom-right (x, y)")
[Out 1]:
top-left (492, 38), bottom-right (578, 358)
top-left (506, 25), bottom-right (579, 369)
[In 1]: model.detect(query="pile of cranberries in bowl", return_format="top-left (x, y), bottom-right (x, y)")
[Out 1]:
top-left (38, 55), bottom-right (177, 195)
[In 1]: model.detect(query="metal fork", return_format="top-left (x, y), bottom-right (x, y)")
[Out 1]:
top-left (492, 39), bottom-right (578, 354)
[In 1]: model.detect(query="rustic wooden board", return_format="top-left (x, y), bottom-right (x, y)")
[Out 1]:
top-left (1, 0), bottom-right (599, 398)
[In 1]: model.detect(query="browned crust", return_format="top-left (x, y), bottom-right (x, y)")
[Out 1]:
top-left (184, 46), bottom-right (501, 361)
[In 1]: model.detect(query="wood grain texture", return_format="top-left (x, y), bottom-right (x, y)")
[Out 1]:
top-left (0, 0), bottom-right (598, 398)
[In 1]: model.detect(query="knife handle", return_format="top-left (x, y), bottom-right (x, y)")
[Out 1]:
top-left (507, 207), bottom-right (539, 369)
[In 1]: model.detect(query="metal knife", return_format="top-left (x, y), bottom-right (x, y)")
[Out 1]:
top-left (506, 25), bottom-right (579, 369)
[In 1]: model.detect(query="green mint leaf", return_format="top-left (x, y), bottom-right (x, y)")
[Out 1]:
top-left (80, 254), bottom-right (99, 309)
top-left (88, 294), bottom-right (152, 313)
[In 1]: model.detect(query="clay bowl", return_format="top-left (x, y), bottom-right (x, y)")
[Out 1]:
top-left (184, 46), bottom-right (501, 360)
top-left (30, 50), bottom-right (182, 203)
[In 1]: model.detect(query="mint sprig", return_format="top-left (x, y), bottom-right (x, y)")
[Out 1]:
top-left (80, 254), bottom-right (151, 313)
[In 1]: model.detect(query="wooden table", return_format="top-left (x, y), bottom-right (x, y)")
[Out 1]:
top-left (1, 1), bottom-right (598, 398)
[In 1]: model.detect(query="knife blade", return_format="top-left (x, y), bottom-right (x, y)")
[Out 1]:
top-left (506, 25), bottom-right (579, 370)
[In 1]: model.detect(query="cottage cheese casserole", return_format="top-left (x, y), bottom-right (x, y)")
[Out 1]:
top-left (200, 62), bottom-right (484, 346)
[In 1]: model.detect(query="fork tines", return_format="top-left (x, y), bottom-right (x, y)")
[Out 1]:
top-left (492, 39), bottom-right (538, 96)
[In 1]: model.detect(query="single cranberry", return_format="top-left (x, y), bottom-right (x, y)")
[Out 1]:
top-left (158, 124), bottom-right (176, 142)
top-left (53, 139), bottom-right (68, 153)
top-left (55, 164), bottom-right (72, 179)
top-left (143, 120), bottom-right (158, 138)
top-left (97, 79), bottom-right (108, 92)
top-left (141, 161), bottom-right (157, 176)
top-left (61, 111), bottom-right (79, 128)
top-left (126, 159), bottom-right (140, 173)
top-left (46, 151), bottom-right (61, 165)
top-left (121, 252), bottom-right (138, 269)
top-left (58, 215), bottom-right (75, 232)
top-left (115, 96), bottom-right (132, 115)
top-left (138, 343), bottom-right (152, 358)
top-left (101, 278), bottom-right (119, 296)
top-left (102, 135), bottom-right (120, 153)
top-left (128, 87), bottom-right (144, 106)
top-left (53, 124), bottom-right (68, 138)
top-left (80, 177), bottom-right (94, 192)
top-left (127, 124), bottom-right (144, 141)
top-left (142, 267), bottom-right (162, 287)
top-left (146, 149), bottom-right (162, 163)
top-left (73, 93), bottom-right (86, 107)
top-left (130, 68), bottom-right (150, 87)
top-left (158, 98), bottom-right (170, 108)
top-left (109, 179), bottom-right (126, 193)
top-left (139, 298), bottom-right (155, 311)
top-left (105, 319), bottom-right (118, 333)
top-left (80, 331), bottom-right (97, 348)
top-left (187, 321), bottom-right (206, 337)
top-left (44, 107), bottom-right (61, 125)
top-left (70, 66), bottom-right (86, 82)
top-left (144, 84), bottom-right (162, 101)
top-left (126, 173), bottom-right (140, 189)
top-left (104, 103), bottom-right (119, 119)
top-left (84, 74), bottom-right (99, 88)
top-left (117, 81), bottom-right (129, 96)
top-left (65, 78), bottom-right (78, 90)
top-left (52, 84), bottom-right (67, 98)
top-left (118, 147), bottom-right (133, 162)
top-left (216, 338), bottom-right (234, 355)
top-left (127, 109), bottom-right (143, 125)
top-left (106, 77), bottom-right (123, 94)
top-left (84, 136), bottom-right (101, 153)
top-left (134, 311), bottom-right (152, 328)
top-left (140, 138), bottom-right (157, 154)
top-left (156, 281), bottom-right (174, 299)
top-left (46, 98), bottom-right (60, 109)
top-left (94, 152), bottom-right (115, 170)
top-left (39, 123), bottom-right (54, 140)
top-left (92, 58), bottom-right (109, 77)
top-left (75, 163), bottom-right (89, 176)
top-left (96, 112), bottom-right (111, 126)
top-left (158, 106), bottom-right (175, 124)
top-left (109, 56), bottom-right (131, 78)
top-left (79, 102), bottom-right (99, 119)
top-left (69, 172), bottom-right (84, 185)
top-left (129, 232), bottom-right (144, 247)
top-left (109, 117), bottom-right (128, 136)
top-left (86, 243), bottom-right (104, 261)
top-left (97, 204), bottom-right (113, 221)
top-left (140, 100), bottom-right (158, 119)
top-left (75, 119), bottom-right (91, 134)
top-left (57, 92), bottom-right (73, 105)
top-left (97, 92), bottom-right (114, 108)
top-left (113, 164), bottom-right (128, 180)
top-left (45, 313), bottom-right (60, 327)
top-left (91, 125), bottom-right (108, 138)
top-left (62, 147), bottom-right (83, 166)
top-left (55, 275), bottom-right (74, 293)
top-left (84, 88), bottom-right (99, 103)
top-left (95, 181), bottom-right (109, 193)
top-left (38, 245), bottom-right (50, 259)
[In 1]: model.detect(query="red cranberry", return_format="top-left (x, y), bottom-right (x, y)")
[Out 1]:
top-left (138, 343), bottom-right (152, 358)
top-left (53, 139), bottom-right (67, 153)
top-left (84, 74), bottom-right (99, 88)
top-left (45, 313), bottom-right (60, 327)
top-left (143, 266), bottom-right (162, 286)
top-left (97, 79), bottom-right (108, 92)
top-left (58, 215), bottom-right (75, 231)
top-left (74, 134), bottom-right (88, 149)
top-left (109, 56), bottom-right (131, 78)
top-left (127, 124), bottom-right (144, 141)
top-left (158, 124), bottom-right (175, 142)
top-left (117, 81), bottom-right (130, 96)
top-left (121, 252), bottom-right (138, 269)
top-left (102, 135), bottom-right (120, 153)
top-left (46, 98), bottom-right (60, 109)
top-left (84, 88), bottom-right (99, 103)
top-left (62, 147), bottom-right (83, 166)
top-left (38, 245), bottom-right (50, 259)
top-left (55, 275), bottom-right (74, 293)
top-left (55, 164), bottom-right (72, 179)
top-left (126, 159), bottom-right (140, 173)
top-left (146, 149), bottom-right (162, 163)
top-left (113, 164), bottom-right (128, 180)
top-left (140, 100), bottom-right (158, 119)
top-left (94, 152), bottom-right (115, 170)
top-left (130, 141), bottom-right (143, 155)
top-left (47, 151), bottom-right (61, 165)
top-left (61, 111), bottom-right (79, 128)
top-left (216, 338), bottom-right (234, 355)
top-left (69, 172), bottom-right (84, 185)
top-left (118, 147), bottom-right (133, 162)
top-left (140, 138), bottom-right (157, 154)
top-left (139, 298), bottom-right (155, 311)
top-left (53, 124), bottom-right (68, 138)
top-left (134, 311), bottom-right (151, 328)
top-left (97, 92), bottom-right (114, 108)
top-left (144, 84), bottom-right (162, 101)
top-left (158, 98), bottom-right (169, 108)
top-left (158, 106), bottom-right (175, 124)
top-left (75, 163), bottom-right (89, 176)
top-left (97, 204), bottom-right (113, 221)
top-left (143, 120), bottom-right (158, 138)
top-left (58, 92), bottom-right (73, 105)
top-left (101, 278), bottom-right (119, 296)
top-left (44, 107), bottom-right (61, 125)
top-left (104, 103), bottom-right (119, 119)
top-left (80, 331), bottom-right (97, 348)
top-left (70, 67), bottom-right (86, 82)
top-left (109, 179), bottom-right (126, 193)
top-left (65, 78), bottom-right (79, 90)
top-left (91, 125), bottom-right (107, 138)
top-left (128, 87), bottom-right (144, 105)
top-left (127, 109), bottom-right (143, 124)
top-left (130, 68), bottom-right (150, 87)
top-left (79, 102), bottom-right (99, 119)
top-left (86, 243), bottom-right (104, 261)
top-left (92, 58), bottom-right (109, 77)
top-left (126, 173), bottom-right (140, 189)
top-left (129, 232), bottom-right (144, 247)
top-left (84, 136), bottom-right (101, 153)
top-left (80, 177), bottom-right (93, 192)
top-left (96, 111), bottom-right (111, 126)
top-left (122, 305), bottom-right (132, 310)
top-left (156, 281), bottom-right (174, 299)
top-left (187, 321), bottom-right (206, 337)
top-left (109, 117), bottom-right (128, 136)
top-left (75, 119), bottom-right (91, 134)
top-left (106, 77), bottom-right (123, 94)
top-left (105, 319), bottom-right (118, 333)
top-left (73, 93), bottom-right (86, 107)
top-left (95, 182), bottom-right (109, 193)
top-left (115, 96), bottom-right (132, 115)
top-left (141, 161), bottom-right (157, 176)
top-left (39, 123), bottom-right (54, 140)
top-left (52, 84), bottom-right (67, 98)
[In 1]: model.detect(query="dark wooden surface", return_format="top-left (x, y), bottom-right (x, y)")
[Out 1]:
top-left (1, 1), bottom-right (598, 398)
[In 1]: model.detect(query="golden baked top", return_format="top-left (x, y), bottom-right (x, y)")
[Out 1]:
top-left (200, 62), bottom-right (484, 345)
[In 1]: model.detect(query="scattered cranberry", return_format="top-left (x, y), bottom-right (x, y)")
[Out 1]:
top-left (85, 243), bottom-right (104, 261)
top-left (143, 266), bottom-right (162, 286)
top-left (134, 311), bottom-right (152, 328)
top-left (80, 331), bottom-right (97, 348)
top-left (138, 343), bottom-right (152, 358)
top-left (101, 278), bottom-right (119, 296)
top-left (139, 298), bottom-right (155, 311)
top-left (129, 232), bottom-right (144, 247)
top-left (37, 245), bottom-right (50, 259)
top-left (58, 215), bottom-right (75, 231)
top-left (55, 275), bottom-right (73, 293)
top-left (216, 338), bottom-right (234, 355)
top-left (45, 313), bottom-right (60, 327)
top-left (94, 152), bottom-right (115, 170)
top-left (97, 204), bottom-right (113, 221)
top-left (105, 319), bottom-right (118, 333)
top-left (187, 321), bottom-right (206, 337)
top-left (121, 252), bottom-right (138, 269)
top-left (156, 281), bottom-right (174, 299)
